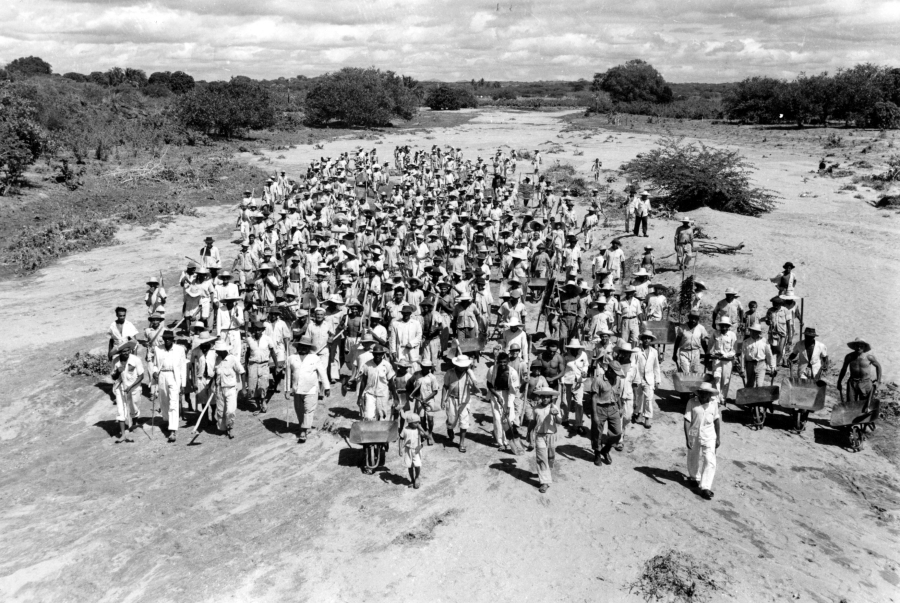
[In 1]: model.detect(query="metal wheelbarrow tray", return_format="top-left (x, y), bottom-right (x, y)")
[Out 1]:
top-left (457, 334), bottom-right (488, 355)
top-left (776, 378), bottom-right (827, 412)
top-left (829, 398), bottom-right (882, 427)
top-left (645, 320), bottom-right (678, 346)
top-left (734, 385), bottom-right (781, 407)
top-left (349, 420), bottom-right (399, 445)
top-left (673, 372), bottom-right (707, 394)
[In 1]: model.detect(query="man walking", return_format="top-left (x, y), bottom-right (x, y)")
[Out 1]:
top-left (684, 382), bottom-right (721, 500)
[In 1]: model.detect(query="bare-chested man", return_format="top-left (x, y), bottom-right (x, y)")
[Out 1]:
top-left (837, 338), bottom-right (882, 412)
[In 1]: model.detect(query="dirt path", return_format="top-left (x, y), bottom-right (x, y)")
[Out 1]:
top-left (0, 110), bottom-right (897, 603)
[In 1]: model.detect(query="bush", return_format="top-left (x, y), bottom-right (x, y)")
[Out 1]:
top-left (63, 352), bottom-right (110, 377)
top-left (491, 88), bottom-right (517, 101)
top-left (425, 84), bottom-right (478, 110)
top-left (304, 67), bottom-right (419, 127)
top-left (7, 217), bottom-right (118, 271)
top-left (544, 162), bottom-right (589, 197)
top-left (143, 82), bottom-right (172, 98)
top-left (621, 136), bottom-right (778, 216)
top-left (871, 101), bottom-right (900, 129)
top-left (178, 79), bottom-right (276, 138)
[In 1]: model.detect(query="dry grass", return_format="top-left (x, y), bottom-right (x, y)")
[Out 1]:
top-left (629, 549), bottom-right (724, 602)
top-left (62, 351), bottom-right (110, 378)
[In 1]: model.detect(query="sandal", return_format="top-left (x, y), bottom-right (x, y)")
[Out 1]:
top-left (459, 445), bottom-right (467, 453)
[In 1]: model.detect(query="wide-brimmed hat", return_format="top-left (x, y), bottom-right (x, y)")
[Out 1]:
top-left (639, 330), bottom-right (656, 340)
top-left (697, 382), bottom-right (718, 395)
top-left (146, 276), bottom-right (159, 284)
top-left (192, 331), bottom-right (217, 349)
top-left (451, 355), bottom-right (471, 368)
top-left (326, 294), bottom-right (345, 305)
top-left (803, 327), bottom-right (818, 337)
top-left (615, 342), bottom-right (637, 354)
top-left (213, 340), bottom-right (230, 352)
top-left (724, 287), bottom-right (738, 295)
top-left (506, 315), bottom-right (522, 327)
top-left (566, 338), bottom-right (584, 349)
top-left (404, 411), bottom-right (421, 424)
top-left (847, 338), bottom-right (871, 352)
top-left (783, 262), bottom-right (795, 269)
top-left (633, 269), bottom-right (649, 278)
top-left (114, 340), bottom-right (138, 355)
top-left (717, 317), bottom-right (732, 326)
top-left (747, 322), bottom-right (763, 332)
top-left (534, 388), bottom-right (559, 397)
top-left (419, 359), bottom-right (434, 369)
top-left (606, 361), bottom-right (625, 377)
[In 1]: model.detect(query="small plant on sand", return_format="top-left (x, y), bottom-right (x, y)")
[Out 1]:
top-left (63, 351), bottom-right (110, 377)
top-left (630, 549), bottom-right (723, 602)
top-left (621, 137), bottom-right (777, 216)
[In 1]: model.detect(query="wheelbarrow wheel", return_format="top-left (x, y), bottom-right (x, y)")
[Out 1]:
top-left (363, 444), bottom-right (386, 471)
top-left (793, 410), bottom-right (808, 433)
top-left (849, 425), bottom-right (864, 452)
top-left (750, 405), bottom-right (768, 430)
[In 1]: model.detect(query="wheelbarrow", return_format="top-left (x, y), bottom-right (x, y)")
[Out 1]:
top-left (734, 379), bottom-right (781, 430)
top-left (645, 320), bottom-right (677, 353)
top-left (349, 420), bottom-right (399, 473)
top-left (455, 333), bottom-right (488, 359)
top-left (673, 372), bottom-right (707, 395)
top-left (775, 365), bottom-right (827, 433)
top-left (527, 277), bottom-right (548, 303)
top-left (829, 384), bottom-right (880, 452)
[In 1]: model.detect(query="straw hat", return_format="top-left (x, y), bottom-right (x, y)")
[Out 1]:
top-left (697, 382), bottom-right (718, 395)
top-left (452, 355), bottom-right (472, 368)
top-left (566, 338), bottom-right (584, 349)
top-left (847, 338), bottom-right (871, 352)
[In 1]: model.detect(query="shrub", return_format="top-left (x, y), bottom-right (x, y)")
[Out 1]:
top-left (544, 162), bottom-right (589, 197)
top-left (304, 67), bottom-right (419, 127)
top-left (870, 101), bottom-right (900, 129)
top-left (491, 88), bottom-right (517, 101)
top-left (425, 84), bottom-right (478, 110)
top-left (63, 352), bottom-right (110, 377)
top-left (621, 136), bottom-right (778, 216)
top-left (7, 217), bottom-right (118, 271)
top-left (178, 79), bottom-right (277, 138)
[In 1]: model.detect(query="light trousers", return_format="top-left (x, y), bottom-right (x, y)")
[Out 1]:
top-left (687, 441), bottom-right (717, 490)
top-left (535, 433), bottom-right (556, 485)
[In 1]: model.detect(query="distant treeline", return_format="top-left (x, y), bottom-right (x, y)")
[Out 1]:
top-left (724, 65), bottom-right (900, 128)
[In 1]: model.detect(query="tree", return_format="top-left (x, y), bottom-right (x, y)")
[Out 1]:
top-left (0, 84), bottom-right (48, 193)
top-left (304, 67), bottom-right (418, 127)
top-left (621, 137), bottom-right (777, 217)
top-left (88, 71), bottom-right (109, 86)
top-left (592, 59), bottom-right (673, 103)
top-left (168, 71), bottom-right (195, 94)
top-left (124, 68), bottom-right (148, 88)
top-left (492, 88), bottom-right (517, 101)
top-left (178, 80), bottom-right (276, 138)
top-left (6, 56), bottom-right (52, 77)
top-left (425, 84), bottom-right (478, 110)
top-left (723, 76), bottom-right (782, 123)
top-left (148, 71), bottom-right (172, 88)
top-left (63, 72), bottom-right (88, 83)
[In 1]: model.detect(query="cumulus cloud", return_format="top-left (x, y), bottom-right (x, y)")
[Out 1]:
top-left (0, 0), bottom-right (897, 81)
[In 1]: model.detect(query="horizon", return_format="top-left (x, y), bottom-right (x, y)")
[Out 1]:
top-left (2, 0), bottom-right (898, 84)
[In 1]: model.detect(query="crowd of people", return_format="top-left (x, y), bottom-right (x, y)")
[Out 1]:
top-left (105, 144), bottom-right (883, 497)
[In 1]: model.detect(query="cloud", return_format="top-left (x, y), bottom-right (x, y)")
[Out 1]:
top-left (0, 0), bottom-right (897, 81)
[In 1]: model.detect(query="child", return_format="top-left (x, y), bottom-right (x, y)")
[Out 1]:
top-left (410, 360), bottom-right (440, 445)
top-left (399, 412), bottom-right (426, 489)
top-left (684, 383), bottom-right (721, 500)
top-left (741, 301), bottom-right (758, 334)
top-left (530, 389), bottom-right (561, 494)
top-left (640, 246), bottom-right (655, 277)
top-left (393, 360), bottom-right (412, 418)
top-left (522, 361), bottom-right (550, 450)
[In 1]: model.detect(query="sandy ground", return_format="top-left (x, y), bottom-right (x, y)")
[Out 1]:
top-left (0, 109), bottom-right (898, 603)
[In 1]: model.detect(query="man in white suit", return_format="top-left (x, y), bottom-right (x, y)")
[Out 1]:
top-left (633, 330), bottom-right (661, 428)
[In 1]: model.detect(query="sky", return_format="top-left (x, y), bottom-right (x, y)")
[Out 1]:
top-left (1, 0), bottom-right (898, 83)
